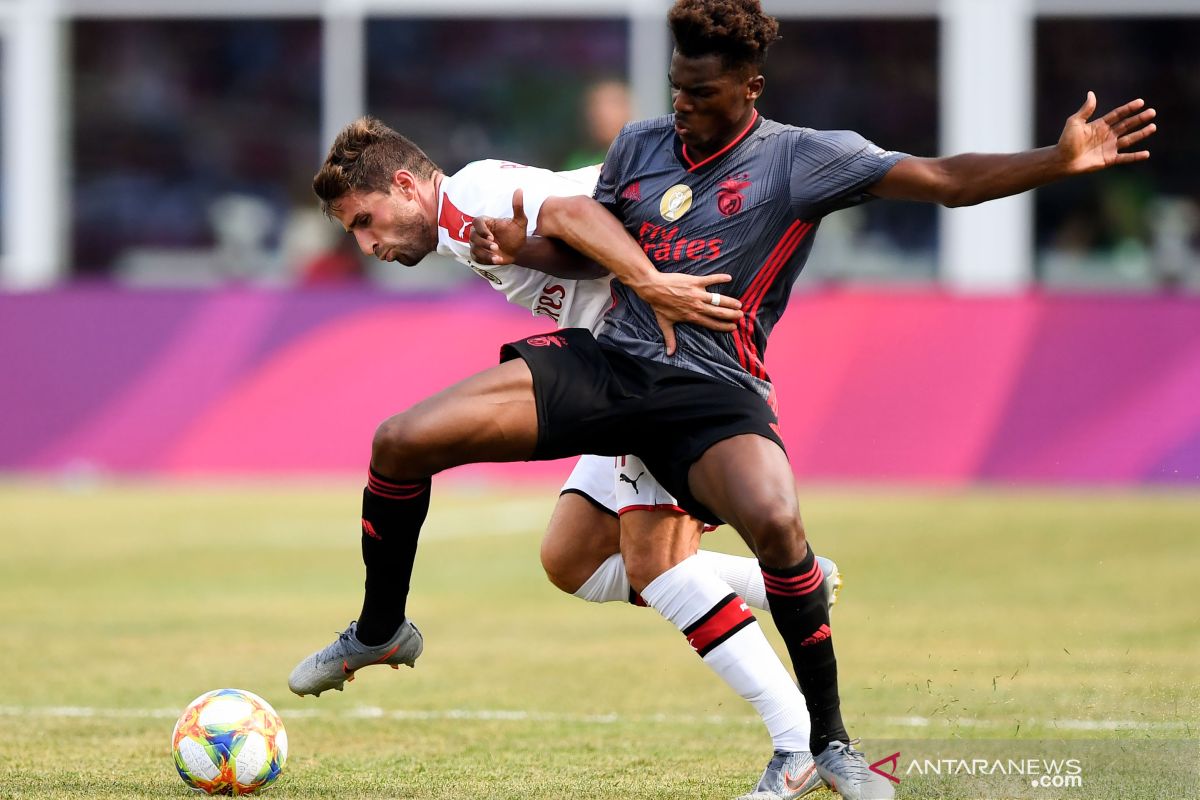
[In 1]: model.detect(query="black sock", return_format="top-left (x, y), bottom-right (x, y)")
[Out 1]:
top-left (761, 547), bottom-right (849, 755)
top-left (355, 468), bottom-right (430, 646)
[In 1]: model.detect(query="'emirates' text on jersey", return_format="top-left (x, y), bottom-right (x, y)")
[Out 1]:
top-left (594, 112), bottom-right (908, 401)
top-left (437, 161), bottom-right (613, 334)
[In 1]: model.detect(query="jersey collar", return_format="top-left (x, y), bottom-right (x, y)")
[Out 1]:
top-left (675, 110), bottom-right (762, 173)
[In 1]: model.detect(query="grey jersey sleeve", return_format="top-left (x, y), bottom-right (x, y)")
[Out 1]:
top-left (790, 129), bottom-right (908, 220)
top-left (593, 127), bottom-right (634, 212)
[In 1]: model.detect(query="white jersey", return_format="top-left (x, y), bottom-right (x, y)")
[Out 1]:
top-left (436, 160), bottom-right (613, 334)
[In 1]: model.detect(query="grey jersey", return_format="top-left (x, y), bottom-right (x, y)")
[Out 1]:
top-left (594, 113), bottom-right (907, 402)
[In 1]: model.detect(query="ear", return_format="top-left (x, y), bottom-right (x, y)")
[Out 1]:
top-left (391, 169), bottom-right (417, 198)
top-left (747, 74), bottom-right (765, 102)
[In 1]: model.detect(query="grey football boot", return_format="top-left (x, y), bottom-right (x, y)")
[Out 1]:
top-left (736, 750), bottom-right (825, 800)
top-left (816, 556), bottom-right (842, 611)
top-left (288, 619), bottom-right (423, 697)
top-left (814, 740), bottom-right (895, 800)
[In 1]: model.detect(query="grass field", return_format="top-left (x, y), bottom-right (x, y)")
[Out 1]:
top-left (0, 480), bottom-right (1197, 799)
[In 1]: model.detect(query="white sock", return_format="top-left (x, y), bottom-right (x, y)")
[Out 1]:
top-left (640, 556), bottom-right (811, 752)
top-left (573, 551), bottom-right (837, 613)
top-left (693, 552), bottom-right (840, 613)
top-left (693, 550), bottom-right (769, 610)
top-left (572, 553), bottom-right (631, 603)
top-left (572, 551), bottom-right (769, 608)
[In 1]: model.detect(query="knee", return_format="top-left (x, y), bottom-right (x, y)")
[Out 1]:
top-left (745, 498), bottom-right (808, 568)
top-left (540, 538), bottom-right (589, 595)
top-left (371, 412), bottom-right (422, 477)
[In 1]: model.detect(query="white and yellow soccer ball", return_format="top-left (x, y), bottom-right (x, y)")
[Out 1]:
top-left (171, 689), bottom-right (288, 795)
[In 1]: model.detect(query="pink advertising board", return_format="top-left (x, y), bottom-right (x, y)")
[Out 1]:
top-left (2, 286), bottom-right (1197, 484)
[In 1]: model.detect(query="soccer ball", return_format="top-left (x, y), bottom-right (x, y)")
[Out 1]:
top-left (171, 688), bottom-right (288, 795)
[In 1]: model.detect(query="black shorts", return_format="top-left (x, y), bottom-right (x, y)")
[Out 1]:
top-left (500, 328), bottom-right (784, 525)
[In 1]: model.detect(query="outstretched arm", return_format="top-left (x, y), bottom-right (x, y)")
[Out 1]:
top-left (472, 190), bottom-right (744, 355)
top-left (871, 93), bottom-right (1157, 207)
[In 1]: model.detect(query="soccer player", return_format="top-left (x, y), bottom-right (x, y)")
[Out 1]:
top-left (465, 2), bottom-right (1155, 797)
top-left (291, 119), bottom-right (839, 798)
top-left (292, 1), bottom-right (1154, 796)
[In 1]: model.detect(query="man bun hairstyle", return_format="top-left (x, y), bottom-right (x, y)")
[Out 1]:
top-left (668, 0), bottom-right (780, 72)
top-left (313, 116), bottom-right (439, 216)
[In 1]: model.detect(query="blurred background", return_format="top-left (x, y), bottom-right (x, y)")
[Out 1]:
top-left (0, 0), bottom-right (1198, 483)
top-left (4, 0), bottom-right (1200, 291)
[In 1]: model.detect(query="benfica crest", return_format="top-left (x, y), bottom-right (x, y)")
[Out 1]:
top-left (717, 173), bottom-right (752, 216)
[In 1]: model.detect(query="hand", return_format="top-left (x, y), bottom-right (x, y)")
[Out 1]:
top-left (470, 189), bottom-right (530, 265)
top-left (633, 272), bottom-right (744, 356)
top-left (1058, 92), bottom-right (1156, 174)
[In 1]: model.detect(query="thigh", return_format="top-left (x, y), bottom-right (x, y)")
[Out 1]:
top-left (502, 329), bottom-right (640, 460)
top-left (607, 356), bottom-right (783, 527)
top-left (373, 358), bottom-right (540, 477)
top-left (541, 490), bottom-right (621, 594)
top-left (686, 433), bottom-right (807, 566)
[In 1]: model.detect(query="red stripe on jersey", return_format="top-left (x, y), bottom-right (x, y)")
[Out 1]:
top-left (743, 221), bottom-right (810, 311)
top-left (683, 594), bottom-right (754, 656)
top-left (683, 110), bottom-right (760, 172)
top-left (735, 221), bottom-right (812, 379)
top-left (734, 221), bottom-right (801, 379)
top-left (732, 327), bottom-right (750, 372)
top-left (438, 194), bottom-right (476, 243)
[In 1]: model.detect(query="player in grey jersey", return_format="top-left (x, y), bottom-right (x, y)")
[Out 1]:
top-left (593, 115), bottom-right (905, 405)
top-left (470, 1), bottom-right (1155, 797)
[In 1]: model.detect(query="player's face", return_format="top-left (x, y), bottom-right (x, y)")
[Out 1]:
top-left (333, 184), bottom-right (436, 267)
top-left (669, 51), bottom-right (762, 158)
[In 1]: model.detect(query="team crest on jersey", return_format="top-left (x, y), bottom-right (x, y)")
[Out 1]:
top-left (717, 173), bottom-right (751, 216)
top-left (659, 184), bottom-right (693, 222)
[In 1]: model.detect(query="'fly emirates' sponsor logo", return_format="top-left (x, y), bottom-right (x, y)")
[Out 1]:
top-left (637, 221), bottom-right (722, 264)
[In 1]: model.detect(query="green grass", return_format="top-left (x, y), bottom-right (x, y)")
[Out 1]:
top-left (0, 480), bottom-right (1197, 799)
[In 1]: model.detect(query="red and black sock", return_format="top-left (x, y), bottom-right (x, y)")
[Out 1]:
top-left (762, 547), bottom-right (849, 755)
top-left (355, 468), bottom-right (431, 646)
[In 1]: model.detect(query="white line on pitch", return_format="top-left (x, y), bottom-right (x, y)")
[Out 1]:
top-left (0, 705), bottom-right (1191, 731)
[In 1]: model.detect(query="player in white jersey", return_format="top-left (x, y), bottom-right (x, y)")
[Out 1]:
top-left (292, 117), bottom-right (839, 799)
top-left (435, 162), bottom-right (615, 336)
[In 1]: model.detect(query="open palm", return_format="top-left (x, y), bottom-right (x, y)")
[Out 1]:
top-left (1059, 91), bottom-right (1157, 174)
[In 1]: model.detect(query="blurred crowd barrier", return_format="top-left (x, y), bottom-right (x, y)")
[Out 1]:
top-left (8, 13), bottom-right (1186, 291)
top-left (2, 286), bottom-right (1197, 485)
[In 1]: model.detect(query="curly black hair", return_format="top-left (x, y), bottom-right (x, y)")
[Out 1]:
top-left (668, 0), bottom-right (781, 71)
